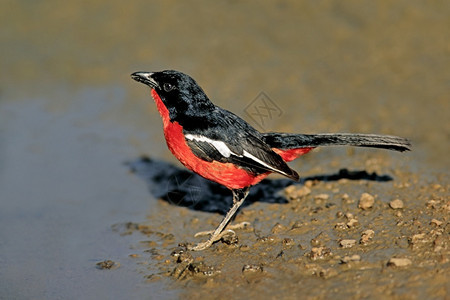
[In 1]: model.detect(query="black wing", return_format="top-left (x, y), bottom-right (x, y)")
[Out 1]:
top-left (182, 108), bottom-right (299, 181)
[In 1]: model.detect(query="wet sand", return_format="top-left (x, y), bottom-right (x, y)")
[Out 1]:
top-left (1, 1), bottom-right (448, 299)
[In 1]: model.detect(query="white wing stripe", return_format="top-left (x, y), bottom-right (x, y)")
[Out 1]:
top-left (185, 134), bottom-right (235, 158)
top-left (185, 134), bottom-right (289, 176)
top-left (243, 150), bottom-right (288, 176)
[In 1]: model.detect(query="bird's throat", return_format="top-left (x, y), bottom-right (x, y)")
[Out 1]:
top-left (151, 89), bottom-right (171, 128)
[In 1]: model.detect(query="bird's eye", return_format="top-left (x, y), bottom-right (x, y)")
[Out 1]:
top-left (163, 83), bottom-right (174, 92)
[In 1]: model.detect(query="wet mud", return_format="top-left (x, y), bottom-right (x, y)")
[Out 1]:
top-left (1, 1), bottom-right (449, 299)
top-left (118, 157), bottom-right (449, 299)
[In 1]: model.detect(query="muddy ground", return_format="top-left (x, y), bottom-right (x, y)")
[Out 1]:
top-left (118, 154), bottom-right (448, 299)
top-left (1, 1), bottom-right (449, 299)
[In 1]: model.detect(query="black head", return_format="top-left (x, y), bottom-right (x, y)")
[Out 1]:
top-left (131, 70), bottom-right (214, 120)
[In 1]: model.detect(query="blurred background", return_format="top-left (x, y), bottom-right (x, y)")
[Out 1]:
top-left (1, 1), bottom-right (448, 298)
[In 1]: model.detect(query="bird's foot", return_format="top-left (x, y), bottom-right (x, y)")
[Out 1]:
top-left (193, 221), bottom-right (251, 237)
top-left (188, 221), bottom-right (251, 251)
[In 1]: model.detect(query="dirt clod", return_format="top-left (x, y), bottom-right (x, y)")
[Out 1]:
top-left (358, 193), bottom-right (375, 210)
top-left (339, 239), bottom-right (357, 248)
top-left (309, 247), bottom-right (332, 260)
top-left (242, 264), bottom-right (264, 273)
top-left (284, 185), bottom-right (311, 200)
top-left (220, 231), bottom-right (239, 246)
top-left (387, 257), bottom-right (412, 267)
top-left (389, 199), bottom-right (404, 209)
top-left (360, 229), bottom-right (375, 245)
top-left (271, 223), bottom-right (287, 234)
top-left (96, 260), bottom-right (119, 270)
top-left (430, 219), bottom-right (443, 227)
top-left (341, 254), bottom-right (361, 263)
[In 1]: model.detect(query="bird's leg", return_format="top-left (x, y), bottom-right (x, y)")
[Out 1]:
top-left (188, 187), bottom-right (250, 251)
top-left (193, 221), bottom-right (251, 237)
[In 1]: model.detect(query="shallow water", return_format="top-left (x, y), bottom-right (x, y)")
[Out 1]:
top-left (1, 1), bottom-right (449, 299)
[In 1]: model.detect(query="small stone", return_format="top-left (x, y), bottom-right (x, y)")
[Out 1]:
top-left (220, 231), bottom-right (239, 245)
top-left (314, 193), bottom-right (329, 201)
top-left (430, 219), bottom-right (443, 226)
top-left (341, 193), bottom-right (354, 204)
top-left (325, 202), bottom-right (336, 208)
top-left (271, 223), bottom-right (287, 234)
top-left (239, 245), bottom-right (250, 252)
top-left (304, 180), bottom-right (314, 188)
top-left (360, 229), bottom-right (375, 245)
top-left (309, 247), bottom-right (332, 260)
top-left (335, 222), bottom-right (349, 230)
top-left (96, 260), bottom-right (119, 270)
top-left (341, 254), bottom-right (361, 264)
top-left (387, 257), bottom-right (412, 267)
top-left (339, 239), bottom-right (357, 248)
top-left (297, 186), bottom-right (312, 197)
top-left (410, 233), bottom-right (426, 244)
top-left (389, 199), bottom-right (404, 209)
top-left (285, 185), bottom-right (311, 200)
top-left (347, 218), bottom-right (359, 228)
top-left (256, 235), bottom-right (278, 244)
top-left (310, 238), bottom-right (321, 247)
top-left (242, 264), bottom-right (263, 273)
top-left (336, 211), bottom-right (344, 218)
top-left (310, 232), bottom-right (330, 247)
top-left (291, 221), bottom-right (304, 229)
top-left (282, 238), bottom-right (295, 246)
top-left (319, 268), bottom-right (338, 279)
top-left (426, 200), bottom-right (439, 209)
top-left (189, 262), bottom-right (220, 277)
top-left (359, 193), bottom-right (375, 210)
top-left (433, 236), bottom-right (446, 252)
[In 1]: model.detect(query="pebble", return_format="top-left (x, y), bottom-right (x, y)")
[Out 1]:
top-left (242, 264), bottom-right (263, 273)
top-left (314, 193), bottom-right (329, 201)
top-left (358, 193), bottom-right (375, 210)
top-left (339, 239), bottom-right (357, 248)
top-left (319, 268), bottom-right (338, 279)
top-left (430, 219), bottom-right (443, 226)
top-left (341, 254), bottom-right (361, 264)
top-left (335, 222), bottom-right (349, 230)
top-left (387, 257), bottom-right (412, 267)
top-left (389, 199), bottom-right (404, 209)
top-left (304, 180), bottom-right (314, 188)
top-left (271, 223), bottom-right (287, 234)
top-left (96, 260), bottom-right (119, 270)
top-left (360, 229), bottom-right (375, 245)
top-left (309, 247), bottom-right (332, 260)
top-left (236, 243), bottom-right (249, 252)
top-left (282, 238), bottom-right (295, 246)
top-left (341, 193), bottom-right (354, 204)
top-left (284, 185), bottom-right (311, 200)
top-left (189, 262), bottom-right (220, 277)
top-left (347, 218), bottom-right (359, 228)
top-left (221, 231), bottom-right (239, 245)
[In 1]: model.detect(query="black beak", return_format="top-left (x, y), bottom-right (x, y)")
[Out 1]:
top-left (131, 72), bottom-right (158, 89)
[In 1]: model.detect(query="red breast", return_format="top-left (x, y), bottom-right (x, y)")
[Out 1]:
top-left (150, 89), bottom-right (270, 189)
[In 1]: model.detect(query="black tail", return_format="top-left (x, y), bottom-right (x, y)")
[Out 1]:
top-left (263, 133), bottom-right (411, 152)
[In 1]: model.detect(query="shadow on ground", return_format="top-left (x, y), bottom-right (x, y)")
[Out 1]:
top-left (126, 156), bottom-right (393, 215)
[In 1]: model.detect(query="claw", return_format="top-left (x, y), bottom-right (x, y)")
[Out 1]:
top-left (194, 221), bottom-right (251, 237)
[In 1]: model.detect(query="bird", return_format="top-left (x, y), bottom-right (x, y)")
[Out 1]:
top-left (131, 70), bottom-right (411, 251)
